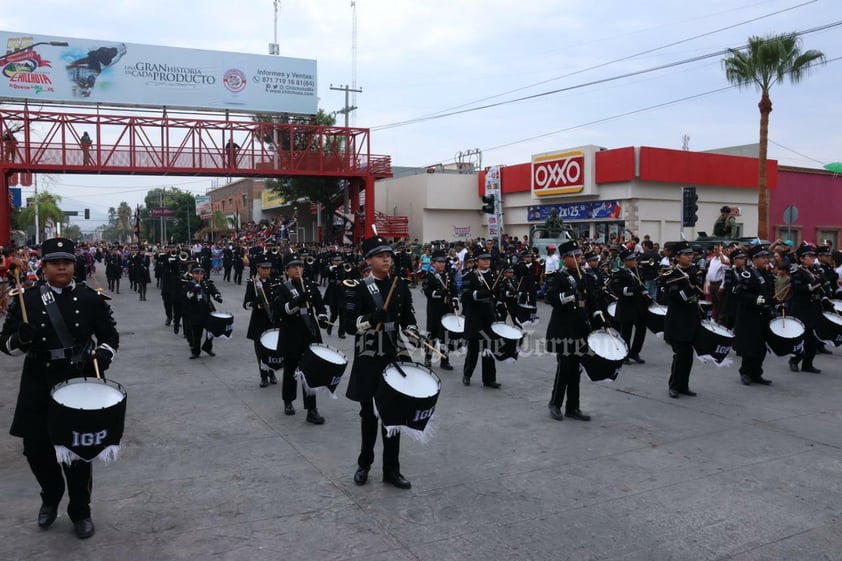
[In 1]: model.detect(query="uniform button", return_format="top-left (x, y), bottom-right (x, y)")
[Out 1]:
top-left (75, 323), bottom-right (80, 327)
top-left (42, 311), bottom-right (46, 315)
top-left (75, 310), bottom-right (80, 314)
top-left (46, 362), bottom-right (50, 367)
top-left (73, 297), bottom-right (78, 301)
top-left (41, 337), bottom-right (47, 341)
top-left (41, 323), bottom-right (46, 327)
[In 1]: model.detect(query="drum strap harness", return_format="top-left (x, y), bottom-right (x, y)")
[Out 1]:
top-left (284, 280), bottom-right (318, 337)
top-left (363, 276), bottom-right (398, 336)
top-left (39, 284), bottom-right (90, 363)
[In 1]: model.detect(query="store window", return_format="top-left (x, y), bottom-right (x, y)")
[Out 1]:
top-left (594, 222), bottom-right (626, 244)
top-left (816, 228), bottom-right (839, 249)
top-left (775, 226), bottom-right (801, 245)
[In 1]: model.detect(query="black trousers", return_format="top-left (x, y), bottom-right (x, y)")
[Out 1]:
top-left (137, 282), bottom-right (147, 300)
top-left (223, 264), bottom-right (232, 282)
top-left (233, 268), bottom-right (244, 285)
top-left (358, 401), bottom-right (400, 474)
top-left (328, 306), bottom-right (345, 336)
top-left (463, 338), bottom-right (496, 383)
top-left (669, 341), bottom-right (694, 392)
top-left (282, 355), bottom-right (316, 410)
top-left (161, 292), bottom-right (173, 321)
top-left (551, 353), bottom-right (581, 411)
top-left (792, 328), bottom-right (818, 368)
top-left (620, 321), bottom-right (647, 357)
top-left (23, 438), bottom-right (92, 522)
top-left (739, 349), bottom-right (767, 380)
top-left (185, 325), bottom-right (210, 356)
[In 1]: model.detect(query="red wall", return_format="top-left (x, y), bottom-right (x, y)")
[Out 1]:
top-left (772, 168), bottom-right (842, 243)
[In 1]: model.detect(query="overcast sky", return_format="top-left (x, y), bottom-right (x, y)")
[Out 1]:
top-left (2, 0), bottom-right (840, 229)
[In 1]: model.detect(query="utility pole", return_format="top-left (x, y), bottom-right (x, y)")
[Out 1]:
top-left (34, 174), bottom-right (40, 245)
top-left (330, 83), bottom-right (361, 244)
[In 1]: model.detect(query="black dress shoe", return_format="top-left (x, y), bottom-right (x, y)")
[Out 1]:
top-left (462, 376), bottom-right (470, 386)
top-left (306, 409), bottom-right (325, 425)
top-left (383, 472), bottom-right (412, 489)
top-left (269, 373), bottom-right (278, 384)
top-left (259, 378), bottom-right (269, 388)
top-left (189, 354), bottom-right (200, 360)
top-left (678, 389), bottom-right (697, 396)
top-left (353, 466), bottom-right (369, 485)
top-left (483, 382), bottom-right (502, 389)
top-left (740, 374), bottom-right (752, 386)
top-left (753, 377), bottom-right (773, 385)
top-left (802, 366), bottom-right (822, 374)
top-left (630, 355), bottom-right (646, 364)
top-left (38, 503), bottom-right (58, 529)
top-left (338, 334), bottom-right (346, 339)
top-left (173, 324), bottom-right (179, 334)
top-left (165, 318), bottom-right (172, 326)
top-left (284, 402), bottom-right (295, 415)
top-left (668, 388), bottom-right (679, 398)
top-left (439, 363), bottom-right (454, 371)
top-left (566, 409), bottom-right (591, 421)
top-left (73, 518), bottom-right (95, 539)
top-left (548, 404), bottom-right (564, 421)
top-left (788, 358), bottom-right (800, 372)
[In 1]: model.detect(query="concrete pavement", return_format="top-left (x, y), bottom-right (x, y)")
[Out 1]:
top-left (2, 269), bottom-right (842, 561)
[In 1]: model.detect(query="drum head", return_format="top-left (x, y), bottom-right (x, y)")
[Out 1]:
top-left (309, 343), bottom-right (347, 364)
top-left (647, 304), bottom-right (667, 316)
top-left (834, 300), bottom-right (842, 314)
top-left (607, 302), bottom-right (617, 317)
top-left (52, 379), bottom-right (125, 409)
top-left (587, 331), bottom-right (628, 361)
top-left (823, 312), bottom-right (842, 327)
top-left (768, 317), bottom-right (805, 338)
top-left (210, 312), bottom-right (232, 319)
top-left (700, 320), bottom-right (734, 338)
top-left (491, 323), bottom-right (523, 340)
top-left (383, 363), bottom-right (440, 398)
top-left (260, 329), bottom-right (280, 348)
top-left (441, 314), bottom-right (465, 333)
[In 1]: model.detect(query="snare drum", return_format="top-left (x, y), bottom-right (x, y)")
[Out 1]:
top-left (833, 300), bottom-right (842, 315)
top-left (766, 316), bottom-right (805, 356)
top-left (206, 311), bottom-right (234, 338)
top-left (606, 301), bottom-right (617, 321)
top-left (515, 303), bottom-right (538, 326)
top-left (580, 329), bottom-right (628, 382)
top-left (295, 343), bottom-right (348, 396)
top-left (645, 303), bottom-right (668, 334)
top-left (48, 377), bottom-right (127, 464)
top-left (815, 311), bottom-right (842, 347)
top-left (693, 320), bottom-right (734, 364)
top-left (490, 322), bottom-right (524, 362)
top-left (374, 362), bottom-right (441, 442)
top-left (441, 313), bottom-right (466, 351)
top-left (258, 328), bottom-right (284, 368)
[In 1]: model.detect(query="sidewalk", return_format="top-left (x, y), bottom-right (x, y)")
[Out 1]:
top-left (2, 269), bottom-right (841, 561)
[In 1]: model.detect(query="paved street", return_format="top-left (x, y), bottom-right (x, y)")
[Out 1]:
top-left (2, 269), bottom-right (842, 561)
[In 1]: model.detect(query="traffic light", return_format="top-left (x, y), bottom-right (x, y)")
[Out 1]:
top-left (681, 187), bottom-right (698, 227)
top-left (481, 194), bottom-right (495, 214)
top-left (84, 208), bottom-right (90, 220)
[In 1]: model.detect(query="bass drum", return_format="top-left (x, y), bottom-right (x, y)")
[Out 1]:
top-left (490, 322), bottom-right (524, 362)
top-left (374, 362), bottom-right (441, 442)
top-left (257, 328), bottom-right (284, 369)
top-left (48, 377), bottom-right (127, 464)
top-left (295, 343), bottom-right (348, 396)
top-left (815, 311), bottom-right (842, 347)
top-left (206, 311), bottom-right (234, 338)
top-left (645, 303), bottom-right (668, 334)
top-left (581, 328), bottom-right (627, 382)
top-left (693, 320), bottom-right (734, 365)
top-left (766, 316), bottom-right (805, 356)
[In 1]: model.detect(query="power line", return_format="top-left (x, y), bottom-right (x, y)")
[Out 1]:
top-left (372, 20), bottom-right (842, 132)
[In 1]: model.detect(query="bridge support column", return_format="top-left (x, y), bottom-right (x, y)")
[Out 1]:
top-left (364, 175), bottom-right (375, 239)
top-left (0, 171), bottom-right (10, 246)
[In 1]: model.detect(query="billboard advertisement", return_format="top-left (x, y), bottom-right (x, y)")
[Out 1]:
top-left (0, 31), bottom-right (317, 114)
top-left (527, 201), bottom-right (622, 222)
top-left (195, 196), bottom-right (212, 219)
top-left (531, 145), bottom-right (600, 198)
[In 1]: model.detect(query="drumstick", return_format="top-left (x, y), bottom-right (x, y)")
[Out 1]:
top-left (13, 269), bottom-right (28, 324)
top-left (375, 276), bottom-right (400, 332)
top-left (405, 331), bottom-right (448, 359)
top-left (92, 353), bottom-right (102, 380)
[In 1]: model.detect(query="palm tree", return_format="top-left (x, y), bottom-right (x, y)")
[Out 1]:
top-left (116, 202), bottom-right (132, 243)
top-left (722, 32), bottom-right (825, 239)
top-left (17, 191), bottom-right (64, 240)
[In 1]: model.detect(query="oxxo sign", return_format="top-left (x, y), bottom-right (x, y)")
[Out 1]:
top-left (531, 145), bottom-right (598, 198)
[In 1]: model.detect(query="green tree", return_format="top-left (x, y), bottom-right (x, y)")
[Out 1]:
top-left (143, 187), bottom-right (196, 245)
top-left (62, 223), bottom-right (82, 241)
top-left (115, 201), bottom-right (132, 243)
top-left (722, 32), bottom-right (825, 239)
top-left (17, 191), bottom-right (64, 240)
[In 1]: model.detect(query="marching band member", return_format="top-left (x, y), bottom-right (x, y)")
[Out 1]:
top-left (495, 266), bottom-right (519, 325)
top-left (182, 266), bottom-right (223, 359)
top-left (788, 244), bottom-right (827, 373)
top-left (344, 235), bottom-right (420, 489)
top-left (609, 249), bottom-right (649, 364)
top-left (422, 250), bottom-right (457, 370)
top-left (720, 247), bottom-right (747, 330)
top-left (243, 261), bottom-right (278, 388)
top-left (664, 241), bottom-right (702, 398)
top-left (545, 240), bottom-right (604, 421)
top-left (734, 245), bottom-right (776, 386)
top-left (273, 254), bottom-right (330, 423)
top-left (323, 254), bottom-right (348, 339)
top-left (461, 247), bottom-right (500, 388)
top-left (0, 238), bottom-right (119, 539)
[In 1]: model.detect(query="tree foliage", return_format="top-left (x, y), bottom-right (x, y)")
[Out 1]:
top-left (722, 32), bottom-right (825, 238)
top-left (17, 191), bottom-right (64, 239)
top-left (143, 187), bottom-right (197, 245)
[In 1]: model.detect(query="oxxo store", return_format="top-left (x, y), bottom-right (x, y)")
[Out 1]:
top-left (479, 144), bottom-right (771, 244)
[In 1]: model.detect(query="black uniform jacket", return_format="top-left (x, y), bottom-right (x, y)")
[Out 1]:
top-left (790, 266), bottom-right (823, 328)
top-left (182, 280), bottom-right (221, 327)
top-left (423, 270), bottom-right (456, 333)
top-left (545, 266), bottom-right (599, 353)
top-left (0, 281), bottom-right (119, 439)
top-left (460, 268), bottom-right (497, 339)
top-left (663, 266), bottom-right (701, 344)
top-left (734, 266), bottom-right (775, 357)
top-left (610, 266), bottom-right (648, 323)
top-left (271, 278), bottom-right (326, 359)
top-left (344, 275), bottom-right (416, 402)
top-left (243, 276), bottom-right (276, 340)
